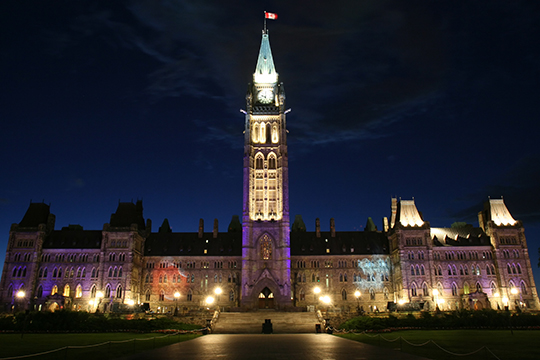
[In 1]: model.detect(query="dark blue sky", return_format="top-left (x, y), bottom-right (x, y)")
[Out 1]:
top-left (1, 1), bottom-right (540, 282)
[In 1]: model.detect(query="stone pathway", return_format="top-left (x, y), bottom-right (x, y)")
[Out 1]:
top-left (119, 334), bottom-right (431, 360)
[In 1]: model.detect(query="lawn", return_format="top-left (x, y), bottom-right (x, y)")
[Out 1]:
top-left (0, 332), bottom-right (201, 360)
top-left (337, 329), bottom-right (539, 360)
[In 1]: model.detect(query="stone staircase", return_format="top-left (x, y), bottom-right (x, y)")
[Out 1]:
top-left (211, 311), bottom-right (321, 334)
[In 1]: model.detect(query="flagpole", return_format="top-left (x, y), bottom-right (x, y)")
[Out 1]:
top-left (264, 11), bottom-right (267, 34)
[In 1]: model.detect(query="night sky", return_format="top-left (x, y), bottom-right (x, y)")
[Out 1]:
top-left (2, 1), bottom-right (540, 283)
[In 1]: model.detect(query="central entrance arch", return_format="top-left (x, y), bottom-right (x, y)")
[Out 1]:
top-left (258, 287), bottom-right (274, 309)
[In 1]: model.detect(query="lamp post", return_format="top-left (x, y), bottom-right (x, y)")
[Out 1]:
top-left (313, 287), bottom-right (321, 311)
top-left (16, 290), bottom-right (25, 312)
top-left (432, 289), bottom-right (439, 311)
top-left (354, 290), bottom-right (361, 314)
top-left (510, 287), bottom-right (518, 311)
top-left (174, 292), bottom-right (180, 316)
top-left (214, 287), bottom-right (222, 312)
top-left (95, 291), bottom-right (104, 313)
top-left (493, 292), bottom-right (500, 310)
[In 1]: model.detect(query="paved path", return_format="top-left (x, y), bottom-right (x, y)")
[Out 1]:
top-left (119, 334), bottom-right (431, 360)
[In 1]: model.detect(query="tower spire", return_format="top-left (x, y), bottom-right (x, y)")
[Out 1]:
top-left (254, 31), bottom-right (278, 84)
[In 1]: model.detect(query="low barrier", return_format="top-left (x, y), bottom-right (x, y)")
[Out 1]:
top-left (334, 330), bottom-right (501, 359)
top-left (0, 328), bottom-right (206, 360)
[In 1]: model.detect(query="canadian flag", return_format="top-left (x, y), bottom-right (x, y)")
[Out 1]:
top-left (265, 12), bottom-right (278, 20)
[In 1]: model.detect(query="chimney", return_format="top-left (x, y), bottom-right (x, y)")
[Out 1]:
top-left (315, 218), bottom-right (321, 238)
top-left (478, 211), bottom-right (485, 231)
top-left (213, 218), bottom-right (219, 238)
top-left (390, 197), bottom-right (398, 229)
top-left (330, 218), bottom-right (335, 238)
top-left (198, 218), bottom-right (204, 238)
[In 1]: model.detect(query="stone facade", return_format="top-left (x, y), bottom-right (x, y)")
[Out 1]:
top-left (1, 31), bottom-right (538, 314)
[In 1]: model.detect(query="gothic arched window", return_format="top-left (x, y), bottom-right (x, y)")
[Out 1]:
top-left (255, 155), bottom-right (264, 169)
top-left (260, 234), bottom-right (272, 260)
top-left (271, 124), bottom-right (278, 143)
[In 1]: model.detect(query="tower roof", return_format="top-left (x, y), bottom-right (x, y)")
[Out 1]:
top-left (254, 32), bottom-right (278, 84)
top-left (396, 199), bottom-right (425, 227)
top-left (487, 198), bottom-right (517, 226)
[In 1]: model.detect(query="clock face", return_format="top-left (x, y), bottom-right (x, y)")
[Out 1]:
top-left (257, 89), bottom-right (274, 104)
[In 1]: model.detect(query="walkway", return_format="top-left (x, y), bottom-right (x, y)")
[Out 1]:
top-left (119, 334), bottom-right (430, 360)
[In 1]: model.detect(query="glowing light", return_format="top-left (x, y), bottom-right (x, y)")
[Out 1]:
top-left (398, 299), bottom-right (407, 305)
top-left (502, 297), bottom-right (509, 306)
top-left (510, 288), bottom-right (518, 295)
top-left (174, 291), bottom-right (181, 299)
top-left (489, 199), bottom-right (517, 226)
top-left (214, 288), bottom-right (222, 295)
top-left (354, 291), bottom-right (361, 298)
top-left (354, 257), bottom-right (390, 291)
top-left (205, 296), bottom-right (215, 305)
top-left (398, 200), bottom-right (424, 227)
top-left (89, 300), bottom-right (94, 306)
top-left (320, 295), bottom-right (331, 304)
top-left (432, 289), bottom-right (439, 296)
top-left (127, 299), bottom-right (135, 306)
top-left (437, 299), bottom-right (445, 305)
top-left (96, 291), bottom-right (104, 299)
top-left (494, 292), bottom-right (500, 298)
top-left (313, 287), bottom-right (321, 294)
top-left (16, 290), bottom-right (25, 299)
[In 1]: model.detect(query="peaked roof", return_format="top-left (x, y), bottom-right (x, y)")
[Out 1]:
top-left (488, 199), bottom-right (517, 226)
top-left (109, 200), bottom-right (146, 230)
top-left (396, 200), bottom-right (424, 227)
top-left (254, 33), bottom-right (278, 84)
top-left (19, 203), bottom-right (51, 228)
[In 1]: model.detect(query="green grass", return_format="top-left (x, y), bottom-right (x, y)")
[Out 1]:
top-left (0, 332), bottom-right (201, 360)
top-left (337, 330), bottom-right (539, 360)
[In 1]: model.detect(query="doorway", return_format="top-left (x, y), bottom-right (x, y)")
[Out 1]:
top-left (258, 287), bottom-right (274, 309)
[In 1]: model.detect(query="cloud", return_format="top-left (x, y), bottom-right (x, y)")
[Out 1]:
top-left (448, 156), bottom-right (540, 225)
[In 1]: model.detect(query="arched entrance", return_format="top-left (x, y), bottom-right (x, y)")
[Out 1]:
top-left (258, 287), bottom-right (274, 309)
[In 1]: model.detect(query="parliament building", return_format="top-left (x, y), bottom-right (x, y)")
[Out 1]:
top-left (1, 30), bottom-right (538, 314)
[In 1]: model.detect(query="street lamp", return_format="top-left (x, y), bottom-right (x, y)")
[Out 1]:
top-left (95, 291), bottom-right (104, 313)
top-left (510, 287), bottom-right (518, 310)
top-left (354, 290), bottom-right (361, 314)
top-left (174, 291), bottom-right (180, 316)
top-left (313, 287), bottom-right (321, 311)
top-left (493, 292), bottom-right (500, 310)
top-left (15, 290), bottom-right (25, 311)
top-left (432, 288), bottom-right (440, 311)
top-left (205, 296), bottom-right (214, 309)
top-left (214, 287), bottom-right (222, 312)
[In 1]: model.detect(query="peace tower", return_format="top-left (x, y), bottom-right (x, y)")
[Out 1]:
top-left (240, 29), bottom-right (291, 308)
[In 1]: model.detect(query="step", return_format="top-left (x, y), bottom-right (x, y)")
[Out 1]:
top-left (212, 311), bottom-right (321, 334)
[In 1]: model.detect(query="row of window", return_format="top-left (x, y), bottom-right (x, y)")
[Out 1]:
top-left (36, 266), bottom-right (100, 279)
top-left (502, 249), bottom-right (520, 259)
top-left (15, 240), bottom-right (34, 248)
top-left (40, 253), bottom-right (98, 263)
top-left (108, 253), bottom-right (127, 262)
top-left (507, 263), bottom-right (522, 275)
top-left (499, 237), bottom-right (518, 245)
top-left (433, 251), bottom-right (491, 261)
top-left (296, 287), bottom-right (389, 302)
top-left (144, 288), bottom-right (236, 302)
top-left (109, 240), bottom-right (129, 248)
top-left (145, 272), bottom-right (240, 284)
top-left (7, 283), bottom-right (123, 300)
top-left (145, 260), bottom-right (237, 269)
top-left (12, 253), bottom-right (32, 262)
top-left (409, 280), bottom-right (528, 297)
top-left (405, 237), bottom-right (423, 246)
top-left (296, 259), bottom-right (390, 269)
top-left (407, 251), bottom-right (425, 260)
top-left (434, 264), bottom-right (491, 277)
